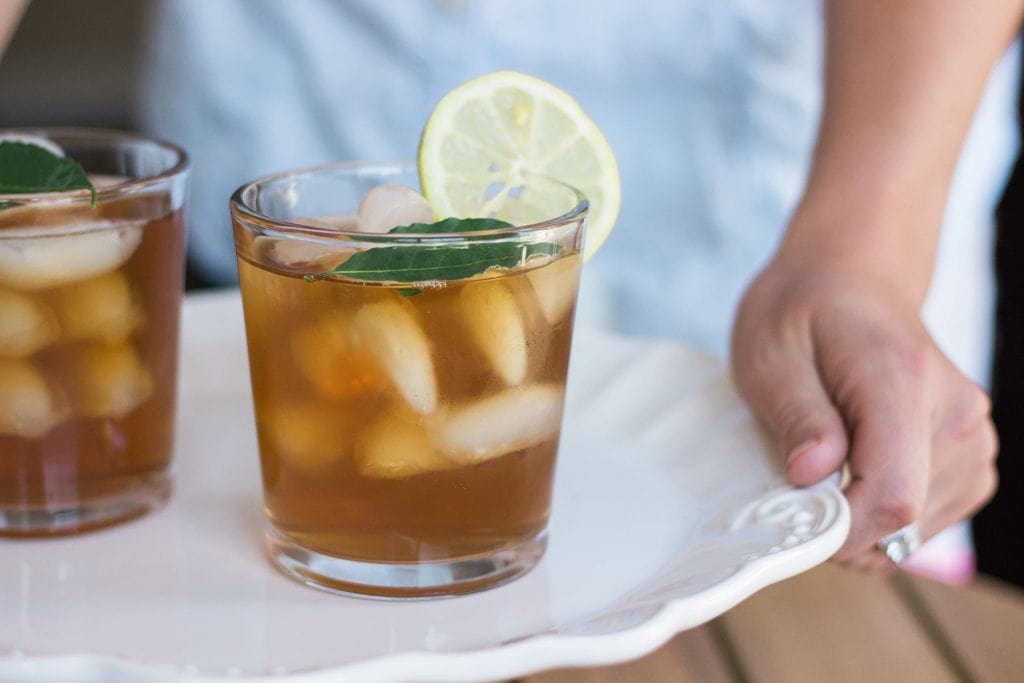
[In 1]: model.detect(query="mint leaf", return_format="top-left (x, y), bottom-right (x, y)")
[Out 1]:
top-left (311, 241), bottom-right (560, 284)
top-left (0, 142), bottom-right (97, 206)
top-left (389, 217), bottom-right (513, 235)
top-left (306, 216), bottom-right (560, 284)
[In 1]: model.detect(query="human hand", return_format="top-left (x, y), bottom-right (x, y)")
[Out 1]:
top-left (730, 254), bottom-right (998, 571)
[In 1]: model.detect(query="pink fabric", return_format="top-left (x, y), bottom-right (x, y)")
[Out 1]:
top-left (904, 524), bottom-right (976, 585)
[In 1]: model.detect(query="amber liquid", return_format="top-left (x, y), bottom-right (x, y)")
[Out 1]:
top-left (238, 251), bottom-right (580, 564)
top-left (0, 196), bottom-right (185, 535)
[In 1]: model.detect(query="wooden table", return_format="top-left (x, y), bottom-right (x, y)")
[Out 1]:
top-left (519, 564), bottom-right (1024, 682)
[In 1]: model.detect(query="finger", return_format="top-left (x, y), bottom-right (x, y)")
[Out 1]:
top-left (733, 336), bottom-right (848, 486)
top-left (918, 422), bottom-right (998, 539)
top-left (939, 382), bottom-right (993, 444)
top-left (846, 462), bottom-right (993, 578)
top-left (909, 382), bottom-right (997, 541)
top-left (837, 374), bottom-right (996, 571)
top-left (922, 465), bottom-right (997, 540)
top-left (837, 525), bottom-right (913, 575)
top-left (834, 375), bottom-right (931, 561)
top-left (834, 546), bottom-right (894, 574)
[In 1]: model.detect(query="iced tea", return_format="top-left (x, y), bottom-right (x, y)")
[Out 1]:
top-left (232, 163), bottom-right (585, 597)
top-left (0, 130), bottom-right (189, 535)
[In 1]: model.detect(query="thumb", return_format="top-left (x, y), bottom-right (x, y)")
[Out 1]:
top-left (734, 345), bottom-right (848, 486)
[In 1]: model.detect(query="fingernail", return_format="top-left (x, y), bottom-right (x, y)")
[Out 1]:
top-left (786, 439), bottom-right (821, 467)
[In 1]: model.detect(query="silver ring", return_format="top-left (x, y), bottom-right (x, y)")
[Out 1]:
top-left (875, 522), bottom-right (922, 565)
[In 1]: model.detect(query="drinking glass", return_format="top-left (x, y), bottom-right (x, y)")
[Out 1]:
top-left (231, 162), bottom-right (586, 598)
top-left (0, 128), bottom-right (190, 535)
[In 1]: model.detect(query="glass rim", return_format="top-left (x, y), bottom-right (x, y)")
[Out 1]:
top-left (0, 127), bottom-right (191, 205)
top-left (229, 160), bottom-right (589, 243)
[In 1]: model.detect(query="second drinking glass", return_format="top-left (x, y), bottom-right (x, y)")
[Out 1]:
top-left (0, 129), bottom-right (189, 536)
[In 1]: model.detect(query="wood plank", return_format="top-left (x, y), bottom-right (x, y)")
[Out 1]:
top-left (898, 572), bottom-right (1024, 682)
top-left (522, 623), bottom-right (735, 683)
top-left (718, 563), bottom-right (958, 682)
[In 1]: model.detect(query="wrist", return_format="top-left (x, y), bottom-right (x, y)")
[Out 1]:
top-left (775, 198), bottom-right (938, 309)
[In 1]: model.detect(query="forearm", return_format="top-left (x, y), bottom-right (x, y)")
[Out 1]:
top-left (782, 0), bottom-right (1023, 306)
top-left (0, 0), bottom-right (28, 60)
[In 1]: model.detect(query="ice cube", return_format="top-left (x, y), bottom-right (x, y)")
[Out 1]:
top-left (253, 235), bottom-right (353, 272)
top-left (291, 312), bottom-right (386, 400)
top-left (0, 289), bottom-right (59, 357)
top-left (70, 341), bottom-right (153, 419)
top-left (292, 213), bottom-right (360, 230)
top-left (50, 271), bottom-right (141, 343)
top-left (0, 358), bottom-right (65, 438)
top-left (526, 253), bottom-right (580, 325)
top-left (433, 383), bottom-right (565, 465)
top-left (355, 409), bottom-right (455, 479)
top-left (291, 313), bottom-right (349, 395)
top-left (264, 400), bottom-right (351, 472)
top-left (253, 213), bottom-right (359, 271)
top-left (351, 299), bottom-right (437, 415)
top-left (459, 279), bottom-right (527, 385)
top-left (357, 184), bottom-right (435, 234)
top-left (0, 219), bottom-right (143, 291)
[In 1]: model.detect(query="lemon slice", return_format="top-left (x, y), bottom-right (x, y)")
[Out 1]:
top-left (418, 70), bottom-right (620, 262)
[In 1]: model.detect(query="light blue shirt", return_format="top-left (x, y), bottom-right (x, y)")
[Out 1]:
top-left (137, 0), bottom-right (1019, 382)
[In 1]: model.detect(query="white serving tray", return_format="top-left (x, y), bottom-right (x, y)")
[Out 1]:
top-left (0, 290), bottom-right (848, 682)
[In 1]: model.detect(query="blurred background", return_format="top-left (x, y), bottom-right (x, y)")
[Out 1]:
top-left (0, 0), bottom-right (144, 131)
top-left (1, 0), bottom-right (1021, 587)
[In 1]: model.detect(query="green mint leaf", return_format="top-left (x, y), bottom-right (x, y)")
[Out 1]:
top-left (311, 241), bottom-right (560, 284)
top-left (0, 142), bottom-right (97, 206)
top-left (305, 216), bottom-right (558, 284)
top-left (389, 217), bottom-right (513, 234)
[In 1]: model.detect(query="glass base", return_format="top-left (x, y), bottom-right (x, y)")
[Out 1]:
top-left (0, 472), bottom-right (171, 537)
top-left (266, 525), bottom-right (548, 600)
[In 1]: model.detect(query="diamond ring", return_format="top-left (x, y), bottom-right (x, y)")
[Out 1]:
top-left (875, 522), bottom-right (923, 565)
